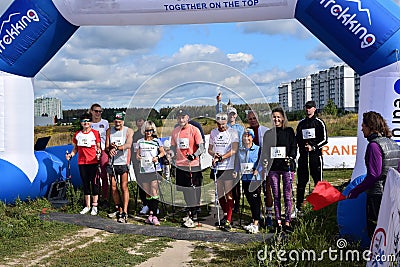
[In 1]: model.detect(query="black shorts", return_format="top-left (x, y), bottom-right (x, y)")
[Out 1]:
top-left (136, 171), bottom-right (162, 183)
top-left (106, 164), bottom-right (129, 176)
top-left (176, 167), bottom-right (203, 188)
top-left (210, 169), bottom-right (235, 181)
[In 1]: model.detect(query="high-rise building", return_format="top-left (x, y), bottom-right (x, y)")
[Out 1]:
top-left (34, 97), bottom-right (63, 120)
top-left (278, 64), bottom-right (359, 112)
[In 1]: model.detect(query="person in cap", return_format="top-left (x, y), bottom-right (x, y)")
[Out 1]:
top-left (238, 128), bottom-right (263, 234)
top-left (130, 117), bottom-right (150, 215)
top-left (89, 103), bottom-right (110, 205)
top-left (136, 120), bottom-right (165, 226)
top-left (105, 111), bottom-right (134, 223)
top-left (295, 100), bottom-right (328, 214)
top-left (66, 113), bottom-right (102, 216)
top-left (227, 106), bottom-right (245, 213)
top-left (171, 109), bottom-right (205, 228)
top-left (208, 112), bottom-right (239, 231)
top-left (246, 110), bottom-right (273, 227)
top-left (261, 107), bottom-right (297, 231)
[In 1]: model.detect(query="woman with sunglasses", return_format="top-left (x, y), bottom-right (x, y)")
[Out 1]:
top-left (89, 103), bottom-right (110, 205)
top-left (208, 112), bottom-right (239, 231)
top-left (136, 121), bottom-right (165, 226)
top-left (66, 113), bottom-right (102, 215)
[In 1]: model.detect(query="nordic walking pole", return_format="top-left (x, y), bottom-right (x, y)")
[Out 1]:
top-left (287, 157), bottom-right (297, 219)
top-left (214, 162), bottom-right (221, 228)
top-left (154, 161), bottom-right (166, 216)
top-left (239, 178), bottom-right (244, 226)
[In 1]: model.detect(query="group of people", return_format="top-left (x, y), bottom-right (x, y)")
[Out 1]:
top-left (64, 98), bottom-right (396, 238)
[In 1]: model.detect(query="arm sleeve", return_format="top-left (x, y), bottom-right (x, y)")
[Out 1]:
top-left (348, 143), bottom-right (382, 198)
top-left (193, 143), bottom-right (205, 157)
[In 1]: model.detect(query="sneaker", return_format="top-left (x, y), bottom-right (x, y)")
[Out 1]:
top-left (266, 215), bottom-right (273, 227)
top-left (192, 213), bottom-right (198, 221)
top-left (222, 221), bottom-right (232, 232)
top-left (140, 205), bottom-right (149, 215)
top-left (243, 223), bottom-right (254, 231)
top-left (183, 218), bottom-right (196, 228)
top-left (283, 224), bottom-right (293, 233)
top-left (107, 211), bottom-right (119, 218)
top-left (247, 224), bottom-right (259, 234)
top-left (145, 215), bottom-right (154, 224)
top-left (90, 207), bottom-right (98, 216)
top-left (117, 212), bottom-right (127, 223)
top-left (182, 215), bottom-right (190, 222)
top-left (80, 206), bottom-right (91, 214)
top-left (214, 217), bottom-right (227, 226)
top-left (152, 216), bottom-right (160, 226)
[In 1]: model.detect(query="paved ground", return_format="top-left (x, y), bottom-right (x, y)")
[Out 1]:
top-left (41, 212), bottom-right (272, 244)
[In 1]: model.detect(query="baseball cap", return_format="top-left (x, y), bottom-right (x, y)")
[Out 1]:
top-left (114, 112), bottom-right (125, 121)
top-left (244, 128), bottom-right (255, 138)
top-left (227, 107), bottom-right (237, 115)
top-left (176, 109), bottom-right (190, 117)
top-left (305, 101), bottom-right (316, 108)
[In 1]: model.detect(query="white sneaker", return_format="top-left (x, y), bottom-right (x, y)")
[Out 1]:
top-left (140, 205), bottom-right (149, 215)
top-left (90, 207), bottom-right (98, 216)
top-left (183, 218), bottom-right (196, 228)
top-left (248, 224), bottom-right (259, 234)
top-left (108, 211), bottom-right (118, 218)
top-left (291, 208), bottom-right (302, 219)
top-left (80, 207), bottom-right (91, 214)
top-left (243, 223), bottom-right (253, 231)
top-left (182, 215), bottom-right (190, 222)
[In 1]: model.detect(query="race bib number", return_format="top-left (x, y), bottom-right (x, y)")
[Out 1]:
top-left (140, 157), bottom-right (153, 168)
top-left (270, 147), bottom-right (286, 159)
top-left (77, 137), bottom-right (91, 147)
top-left (111, 136), bottom-right (123, 147)
top-left (178, 138), bottom-right (189, 149)
top-left (241, 163), bottom-right (254, 174)
top-left (302, 128), bottom-right (316, 139)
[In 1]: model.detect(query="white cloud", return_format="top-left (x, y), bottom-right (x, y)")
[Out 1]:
top-left (237, 20), bottom-right (312, 39)
top-left (227, 52), bottom-right (253, 64)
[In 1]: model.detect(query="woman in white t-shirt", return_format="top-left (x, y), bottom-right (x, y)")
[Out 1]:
top-left (208, 113), bottom-right (239, 231)
top-left (136, 121), bottom-right (165, 226)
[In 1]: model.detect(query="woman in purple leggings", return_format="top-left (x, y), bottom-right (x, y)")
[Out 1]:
top-left (261, 107), bottom-right (297, 231)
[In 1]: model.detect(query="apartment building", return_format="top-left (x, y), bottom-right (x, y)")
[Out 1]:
top-left (279, 64), bottom-right (359, 112)
top-left (34, 97), bottom-right (63, 120)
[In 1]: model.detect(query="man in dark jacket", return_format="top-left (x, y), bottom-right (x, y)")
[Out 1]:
top-left (295, 101), bottom-right (328, 213)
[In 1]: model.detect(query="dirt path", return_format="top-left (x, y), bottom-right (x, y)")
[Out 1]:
top-left (137, 240), bottom-right (194, 267)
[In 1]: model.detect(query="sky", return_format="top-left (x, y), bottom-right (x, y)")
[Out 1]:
top-left (0, 1), bottom-right (398, 111)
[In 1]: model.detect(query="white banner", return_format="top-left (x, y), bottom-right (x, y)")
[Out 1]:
top-left (321, 137), bottom-right (357, 169)
top-left (367, 168), bottom-right (400, 266)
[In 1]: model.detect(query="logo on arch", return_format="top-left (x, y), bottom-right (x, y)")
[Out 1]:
top-left (0, 1), bottom-right (51, 65)
top-left (306, 0), bottom-right (400, 62)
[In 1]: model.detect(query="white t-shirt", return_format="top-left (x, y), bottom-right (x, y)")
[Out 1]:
top-left (137, 138), bottom-right (162, 173)
top-left (209, 127), bottom-right (239, 170)
top-left (91, 119), bottom-right (109, 150)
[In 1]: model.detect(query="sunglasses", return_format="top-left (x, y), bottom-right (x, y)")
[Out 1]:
top-left (145, 129), bottom-right (154, 133)
top-left (80, 119), bottom-right (91, 123)
top-left (93, 110), bottom-right (102, 113)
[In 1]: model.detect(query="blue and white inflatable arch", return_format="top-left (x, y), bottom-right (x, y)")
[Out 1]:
top-left (0, 0), bottom-right (399, 241)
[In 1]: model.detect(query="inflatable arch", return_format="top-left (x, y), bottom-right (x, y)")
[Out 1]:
top-left (0, 0), bottom-right (399, 240)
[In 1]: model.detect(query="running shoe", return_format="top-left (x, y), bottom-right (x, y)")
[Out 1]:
top-left (247, 224), bottom-right (259, 234)
top-left (80, 206), bottom-right (91, 215)
top-left (214, 217), bottom-right (227, 226)
top-left (145, 215), bottom-right (154, 224)
top-left (90, 207), bottom-right (98, 216)
top-left (266, 215), bottom-right (273, 227)
top-left (152, 216), bottom-right (160, 226)
top-left (243, 223), bottom-right (254, 231)
top-left (183, 218), bottom-right (196, 228)
top-left (140, 205), bottom-right (149, 215)
top-left (107, 211), bottom-right (119, 218)
top-left (118, 212), bottom-right (127, 223)
top-left (222, 220), bottom-right (232, 232)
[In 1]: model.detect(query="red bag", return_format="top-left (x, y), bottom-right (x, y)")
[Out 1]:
top-left (306, 181), bottom-right (346, 210)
